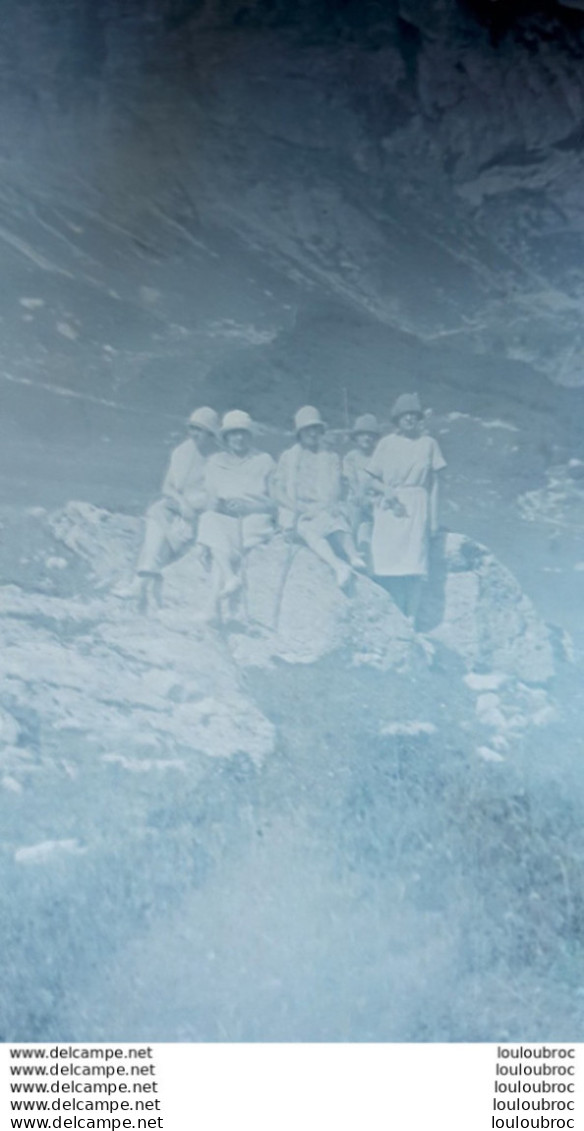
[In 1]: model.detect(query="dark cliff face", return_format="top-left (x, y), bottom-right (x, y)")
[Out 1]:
top-left (2, 0), bottom-right (584, 396)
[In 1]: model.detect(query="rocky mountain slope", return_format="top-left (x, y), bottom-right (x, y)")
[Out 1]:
top-left (0, 490), bottom-right (581, 1042)
top-left (3, 0), bottom-right (584, 398)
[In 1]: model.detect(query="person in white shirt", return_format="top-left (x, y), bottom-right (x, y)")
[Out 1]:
top-left (115, 406), bottom-right (219, 609)
top-left (274, 406), bottom-right (365, 589)
top-left (197, 410), bottom-right (276, 602)
top-left (368, 393), bottom-right (446, 623)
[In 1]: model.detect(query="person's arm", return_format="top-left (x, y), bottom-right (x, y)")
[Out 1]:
top-left (366, 443), bottom-right (386, 501)
top-left (429, 470), bottom-right (441, 534)
top-left (321, 452), bottom-right (343, 508)
top-left (272, 451), bottom-right (297, 513)
top-left (181, 487), bottom-right (208, 516)
top-left (341, 454), bottom-right (353, 501)
top-left (429, 439), bottom-right (447, 533)
top-left (272, 450), bottom-right (298, 533)
top-left (264, 460), bottom-right (278, 514)
top-left (161, 451), bottom-right (185, 513)
top-left (365, 441), bottom-right (403, 513)
top-left (201, 459), bottom-right (220, 512)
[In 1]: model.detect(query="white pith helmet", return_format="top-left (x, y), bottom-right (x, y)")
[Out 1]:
top-left (220, 409), bottom-right (254, 434)
top-left (352, 413), bottom-right (380, 436)
top-left (391, 393), bottom-right (423, 421)
top-left (294, 405), bottom-right (325, 433)
top-left (188, 406), bottom-right (220, 437)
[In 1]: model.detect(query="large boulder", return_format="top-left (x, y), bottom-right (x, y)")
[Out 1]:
top-left (48, 503), bottom-right (424, 671)
top-left (0, 583), bottom-right (275, 772)
top-left (49, 502), bottom-right (140, 589)
top-left (47, 503), bottom-right (559, 683)
top-left (421, 533), bottom-right (557, 683)
top-left (163, 536), bottom-right (422, 670)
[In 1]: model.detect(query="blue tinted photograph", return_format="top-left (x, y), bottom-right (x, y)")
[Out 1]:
top-left (1, 0), bottom-right (584, 1043)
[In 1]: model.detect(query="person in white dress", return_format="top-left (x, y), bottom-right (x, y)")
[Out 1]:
top-left (368, 393), bottom-right (446, 623)
top-left (115, 406), bottom-right (219, 609)
top-left (197, 410), bottom-right (276, 604)
top-left (342, 413), bottom-right (381, 561)
top-left (274, 406), bottom-right (365, 588)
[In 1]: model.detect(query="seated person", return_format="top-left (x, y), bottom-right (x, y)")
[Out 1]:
top-left (197, 410), bottom-right (276, 601)
top-left (115, 406), bottom-right (219, 608)
top-left (274, 405), bottom-right (365, 589)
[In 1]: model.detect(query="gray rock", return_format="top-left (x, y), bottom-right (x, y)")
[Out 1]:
top-left (49, 502), bottom-right (139, 588)
top-left (50, 504), bottom-right (558, 683)
top-left (422, 533), bottom-right (557, 683)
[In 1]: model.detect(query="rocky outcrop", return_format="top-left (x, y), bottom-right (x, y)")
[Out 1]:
top-left (0, 498), bottom-right (558, 799)
top-left (0, 579), bottom-right (275, 778)
top-left (0, 498), bottom-right (439, 789)
top-left (49, 502), bottom-right (432, 670)
top-left (422, 532), bottom-right (557, 683)
top-left (163, 535), bottom-right (422, 670)
top-left (49, 502), bottom-right (560, 687)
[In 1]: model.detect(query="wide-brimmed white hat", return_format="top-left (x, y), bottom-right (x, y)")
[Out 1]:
top-left (188, 406), bottom-right (220, 437)
top-left (391, 393), bottom-right (423, 421)
top-left (220, 409), bottom-right (254, 434)
top-left (294, 405), bottom-right (325, 433)
top-left (352, 413), bottom-right (380, 436)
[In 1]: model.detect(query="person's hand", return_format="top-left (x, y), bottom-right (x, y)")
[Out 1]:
top-left (383, 494), bottom-right (407, 517)
top-left (221, 498), bottom-right (249, 517)
top-left (178, 501), bottom-right (195, 522)
top-left (163, 496), bottom-right (181, 516)
top-left (299, 503), bottom-right (321, 519)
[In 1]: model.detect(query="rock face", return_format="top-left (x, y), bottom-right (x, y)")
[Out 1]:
top-left (0, 498), bottom-right (441, 789)
top-left (164, 535), bottom-right (422, 670)
top-left (49, 501), bottom-right (559, 686)
top-left (1, 0), bottom-right (584, 408)
top-left (0, 498), bottom-right (442, 800)
top-left (0, 590), bottom-right (275, 770)
top-left (0, 499), bottom-right (573, 1044)
top-left (0, 499), bottom-right (560, 796)
top-left (421, 532), bottom-right (557, 683)
top-left (50, 502), bottom-right (140, 589)
top-left (50, 502), bottom-right (425, 670)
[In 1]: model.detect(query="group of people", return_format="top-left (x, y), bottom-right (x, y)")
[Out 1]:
top-left (116, 393), bottom-right (446, 626)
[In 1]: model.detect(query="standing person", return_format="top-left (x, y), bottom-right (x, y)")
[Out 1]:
top-left (197, 411), bottom-right (276, 604)
top-left (274, 405), bottom-right (365, 589)
top-left (114, 406), bottom-right (219, 608)
top-left (368, 393), bottom-right (446, 625)
top-left (342, 413), bottom-right (381, 559)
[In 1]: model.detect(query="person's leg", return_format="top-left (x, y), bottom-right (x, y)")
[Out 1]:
top-left (403, 576), bottom-right (424, 626)
top-left (336, 531), bottom-right (366, 570)
top-left (113, 500), bottom-right (169, 604)
top-left (136, 500), bottom-right (171, 574)
top-left (301, 527), bottom-right (352, 588)
top-left (356, 518), bottom-right (373, 570)
top-left (374, 575), bottom-right (408, 613)
top-left (197, 513), bottom-right (241, 597)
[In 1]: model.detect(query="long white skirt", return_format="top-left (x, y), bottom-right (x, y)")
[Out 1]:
top-left (370, 486), bottom-right (430, 577)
